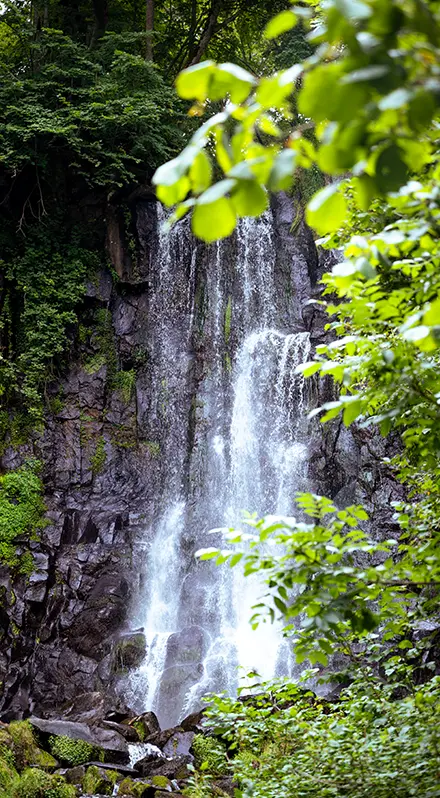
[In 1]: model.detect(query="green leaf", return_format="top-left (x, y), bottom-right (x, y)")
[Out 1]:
top-left (375, 145), bottom-right (408, 193)
top-left (378, 88), bottom-right (412, 111)
top-left (342, 397), bottom-right (362, 426)
top-left (306, 183), bottom-right (347, 235)
top-left (210, 63), bottom-right (256, 103)
top-left (192, 197), bottom-right (237, 242)
top-left (231, 181), bottom-right (268, 217)
top-left (189, 150), bottom-right (212, 195)
top-left (198, 178), bottom-right (236, 204)
top-left (265, 10), bottom-right (297, 40)
top-left (175, 61), bottom-right (215, 101)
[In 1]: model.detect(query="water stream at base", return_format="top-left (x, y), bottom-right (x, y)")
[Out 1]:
top-left (125, 212), bottom-right (313, 726)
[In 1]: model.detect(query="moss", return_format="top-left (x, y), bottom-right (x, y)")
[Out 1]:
top-left (145, 441), bottom-right (160, 458)
top-left (84, 353), bottom-right (107, 374)
top-left (131, 720), bottom-right (145, 742)
top-left (0, 753), bottom-right (17, 795)
top-left (113, 369), bottom-right (136, 402)
top-left (0, 730), bottom-right (15, 768)
top-left (49, 735), bottom-right (101, 766)
top-left (224, 296), bottom-right (232, 345)
top-left (90, 436), bottom-right (107, 476)
top-left (82, 765), bottom-right (114, 795)
top-left (13, 767), bottom-right (76, 798)
top-left (151, 775), bottom-right (171, 789)
top-left (8, 721), bottom-right (57, 771)
top-left (0, 460), bottom-right (46, 572)
top-left (119, 776), bottom-right (153, 796)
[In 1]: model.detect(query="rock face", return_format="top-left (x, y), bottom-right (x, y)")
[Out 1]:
top-left (0, 193), bottom-right (401, 721)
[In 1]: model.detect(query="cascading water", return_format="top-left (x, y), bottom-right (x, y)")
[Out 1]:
top-left (124, 208), bottom-right (313, 727)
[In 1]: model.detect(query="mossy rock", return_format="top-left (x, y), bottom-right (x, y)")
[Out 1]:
top-left (13, 767), bottom-right (76, 798)
top-left (8, 721), bottom-right (58, 770)
top-left (151, 775), bottom-right (171, 790)
top-left (82, 764), bottom-right (116, 795)
top-left (119, 776), bottom-right (154, 797)
top-left (113, 633), bottom-right (146, 674)
top-left (49, 735), bottom-right (101, 766)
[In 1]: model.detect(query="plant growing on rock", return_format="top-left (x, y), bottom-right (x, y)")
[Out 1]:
top-left (0, 464), bottom-right (46, 572)
top-left (48, 735), bottom-right (101, 767)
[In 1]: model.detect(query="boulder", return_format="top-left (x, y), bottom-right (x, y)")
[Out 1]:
top-left (63, 765), bottom-right (86, 784)
top-left (83, 764), bottom-right (118, 795)
top-left (29, 717), bottom-right (129, 764)
top-left (180, 709), bottom-right (204, 732)
top-left (112, 631), bottom-right (147, 672)
top-left (129, 711), bottom-right (160, 740)
top-left (211, 777), bottom-right (237, 796)
top-left (145, 725), bottom-right (183, 750)
top-left (102, 720), bottom-right (139, 742)
top-left (163, 731), bottom-right (194, 758)
top-left (134, 754), bottom-right (192, 781)
top-left (61, 690), bottom-right (133, 725)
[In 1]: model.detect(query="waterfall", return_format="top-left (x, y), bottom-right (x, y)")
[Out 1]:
top-left (124, 208), bottom-right (313, 727)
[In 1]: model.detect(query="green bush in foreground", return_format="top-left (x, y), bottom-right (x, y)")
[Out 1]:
top-left (191, 673), bottom-right (440, 798)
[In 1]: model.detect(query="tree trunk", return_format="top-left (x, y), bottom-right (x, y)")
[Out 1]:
top-left (187, 0), bottom-right (222, 66)
top-left (146, 0), bottom-right (154, 60)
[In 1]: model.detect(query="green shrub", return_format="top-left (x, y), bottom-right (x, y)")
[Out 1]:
top-left (48, 735), bottom-right (100, 766)
top-left (201, 674), bottom-right (440, 798)
top-left (191, 735), bottom-right (228, 776)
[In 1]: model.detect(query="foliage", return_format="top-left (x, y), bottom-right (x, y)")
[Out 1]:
top-left (48, 735), bottom-right (101, 766)
top-left (153, 0), bottom-right (439, 240)
top-left (192, 673), bottom-right (440, 798)
top-left (0, 24), bottom-right (187, 191)
top-left (113, 368), bottom-right (136, 402)
top-left (0, 223), bottom-right (97, 423)
top-left (0, 461), bottom-right (46, 572)
top-left (191, 734), bottom-right (228, 776)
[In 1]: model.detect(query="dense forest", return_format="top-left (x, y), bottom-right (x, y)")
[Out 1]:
top-left (1, 0), bottom-right (440, 796)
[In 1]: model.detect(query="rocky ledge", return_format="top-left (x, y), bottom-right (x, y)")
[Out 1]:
top-left (0, 690), bottom-right (234, 798)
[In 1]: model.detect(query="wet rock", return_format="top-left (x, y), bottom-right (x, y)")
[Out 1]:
top-left (180, 709), bottom-right (204, 732)
top-left (163, 731), bottom-right (194, 758)
top-left (29, 717), bottom-right (129, 764)
top-left (102, 720), bottom-right (139, 742)
top-left (63, 765), bottom-right (86, 784)
top-left (112, 631), bottom-right (147, 673)
top-left (130, 711), bottom-right (160, 740)
top-left (145, 726), bottom-right (183, 750)
top-left (83, 764), bottom-right (118, 795)
top-left (61, 691), bottom-right (133, 725)
top-left (134, 754), bottom-right (193, 781)
top-left (119, 775), bottom-right (155, 797)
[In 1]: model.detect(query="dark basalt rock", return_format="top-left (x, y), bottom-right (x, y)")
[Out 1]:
top-left (180, 709), bottom-right (204, 732)
top-left (29, 717), bottom-right (129, 764)
top-left (130, 711), bottom-right (161, 739)
top-left (162, 731), bottom-right (194, 758)
top-left (134, 753), bottom-right (193, 780)
top-left (0, 192), bottom-right (402, 724)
